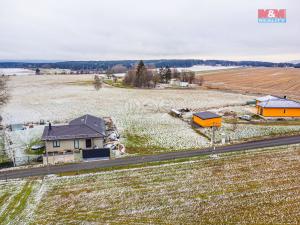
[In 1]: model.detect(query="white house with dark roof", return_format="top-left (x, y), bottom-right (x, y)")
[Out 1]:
top-left (41, 115), bottom-right (107, 163)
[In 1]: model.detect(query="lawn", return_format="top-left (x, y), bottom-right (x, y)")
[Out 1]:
top-left (104, 79), bottom-right (130, 88)
top-left (1, 145), bottom-right (299, 224)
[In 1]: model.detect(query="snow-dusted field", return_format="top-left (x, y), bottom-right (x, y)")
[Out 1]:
top-left (201, 105), bottom-right (300, 142)
top-left (0, 68), bottom-right (35, 76)
top-left (1, 145), bottom-right (299, 224)
top-left (1, 75), bottom-right (254, 154)
top-left (205, 123), bottom-right (300, 142)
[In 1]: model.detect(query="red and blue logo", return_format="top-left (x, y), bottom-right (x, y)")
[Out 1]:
top-left (258, 9), bottom-right (286, 23)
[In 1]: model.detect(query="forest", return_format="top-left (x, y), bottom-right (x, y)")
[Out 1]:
top-left (0, 59), bottom-right (297, 71)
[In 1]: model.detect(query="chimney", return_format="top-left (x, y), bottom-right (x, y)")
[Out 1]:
top-left (49, 122), bottom-right (52, 130)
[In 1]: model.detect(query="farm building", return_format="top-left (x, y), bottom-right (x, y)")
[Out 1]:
top-left (257, 99), bottom-right (300, 117)
top-left (169, 79), bottom-right (189, 87)
top-left (193, 111), bottom-right (222, 128)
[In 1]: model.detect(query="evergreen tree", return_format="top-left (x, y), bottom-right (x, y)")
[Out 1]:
top-left (35, 68), bottom-right (40, 75)
top-left (165, 66), bottom-right (172, 83)
top-left (171, 68), bottom-right (180, 79)
top-left (135, 60), bottom-right (147, 87)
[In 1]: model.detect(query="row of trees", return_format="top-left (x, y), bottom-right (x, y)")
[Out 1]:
top-left (123, 60), bottom-right (199, 88)
top-left (0, 60), bottom-right (296, 71)
top-left (123, 61), bottom-right (157, 88)
top-left (158, 67), bottom-right (196, 84)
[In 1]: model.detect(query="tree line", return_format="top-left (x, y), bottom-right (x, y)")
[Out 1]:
top-left (0, 59), bottom-right (297, 71)
top-left (123, 60), bottom-right (198, 88)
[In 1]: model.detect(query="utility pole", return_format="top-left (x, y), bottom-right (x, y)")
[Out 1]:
top-left (211, 122), bottom-right (217, 156)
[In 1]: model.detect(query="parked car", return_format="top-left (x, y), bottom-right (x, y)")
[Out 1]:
top-left (31, 144), bottom-right (45, 151)
top-left (239, 115), bottom-right (251, 121)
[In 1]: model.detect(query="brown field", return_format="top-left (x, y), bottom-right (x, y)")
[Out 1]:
top-left (201, 67), bottom-right (300, 100)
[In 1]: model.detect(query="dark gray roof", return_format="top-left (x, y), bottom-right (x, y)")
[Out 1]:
top-left (42, 115), bottom-right (106, 141)
top-left (193, 111), bottom-right (221, 120)
top-left (69, 114), bottom-right (106, 135)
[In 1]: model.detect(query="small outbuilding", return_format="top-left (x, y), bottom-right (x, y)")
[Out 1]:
top-left (193, 111), bottom-right (222, 128)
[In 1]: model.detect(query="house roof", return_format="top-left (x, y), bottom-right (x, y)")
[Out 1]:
top-left (258, 99), bottom-right (300, 108)
top-left (41, 114), bottom-right (106, 141)
top-left (193, 111), bottom-right (221, 120)
top-left (256, 95), bottom-right (281, 102)
top-left (69, 114), bottom-right (106, 135)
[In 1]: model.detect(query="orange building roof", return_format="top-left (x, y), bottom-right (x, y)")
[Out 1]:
top-left (193, 111), bottom-right (221, 120)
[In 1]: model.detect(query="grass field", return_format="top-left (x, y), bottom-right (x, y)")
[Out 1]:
top-left (201, 67), bottom-right (300, 100)
top-left (1, 145), bottom-right (300, 224)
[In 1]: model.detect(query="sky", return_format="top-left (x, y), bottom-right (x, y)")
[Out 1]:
top-left (0, 0), bottom-right (299, 62)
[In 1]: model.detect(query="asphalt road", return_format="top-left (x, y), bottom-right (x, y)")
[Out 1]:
top-left (1, 135), bottom-right (300, 180)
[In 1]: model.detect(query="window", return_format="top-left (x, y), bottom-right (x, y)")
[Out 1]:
top-left (86, 139), bottom-right (92, 148)
top-left (74, 139), bottom-right (80, 149)
top-left (53, 140), bottom-right (60, 148)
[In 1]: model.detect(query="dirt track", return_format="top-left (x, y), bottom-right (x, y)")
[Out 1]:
top-left (201, 67), bottom-right (300, 100)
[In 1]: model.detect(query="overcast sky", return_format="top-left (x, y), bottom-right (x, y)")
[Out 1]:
top-left (0, 0), bottom-right (299, 62)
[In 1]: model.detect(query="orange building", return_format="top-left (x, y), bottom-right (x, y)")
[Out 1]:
top-left (193, 112), bottom-right (222, 127)
top-left (257, 99), bottom-right (300, 117)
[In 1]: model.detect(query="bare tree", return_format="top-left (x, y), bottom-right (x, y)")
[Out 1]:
top-left (197, 76), bottom-right (204, 86)
top-left (94, 75), bottom-right (103, 90)
top-left (152, 70), bottom-right (160, 87)
top-left (187, 71), bottom-right (195, 84)
top-left (35, 68), bottom-right (41, 75)
top-left (171, 68), bottom-right (180, 79)
top-left (111, 64), bottom-right (127, 73)
top-left (180, 70), bottom-right (189, 82)
top-left (123, 69), bottom-right (135, 86)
